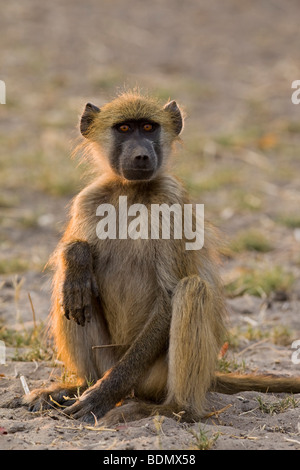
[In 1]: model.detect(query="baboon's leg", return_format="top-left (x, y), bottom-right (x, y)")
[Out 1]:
top-left (52, 296), bottom-right (115, 383)
top-left (21, 384), bottom-right (82, 412)
top-left (23, 298), bottom-right (116, 412)
top-left (165, 275), bottom-right (222, 419)
top-left (102, 275), bottom-right (222, 425)
top-left (135, 355), bottom-right (168, 402)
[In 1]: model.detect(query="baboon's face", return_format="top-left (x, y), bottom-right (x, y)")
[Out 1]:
top-left (79, 96), bottom-right (183, 181)
top-left (110, 119), bottom-right (162, 181)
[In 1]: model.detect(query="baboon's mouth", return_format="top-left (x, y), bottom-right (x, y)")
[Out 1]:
top-left (122, 168), bottom-right (155, 181)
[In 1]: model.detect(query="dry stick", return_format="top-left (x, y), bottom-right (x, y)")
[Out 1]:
top-left (284, 438), bottom-right (300, 446)
top-left (54, 424), bottom-right (116, 432)
top-left (235, 338), bottom-right (269, 357)
top-left (83, 425), bottom-right (117, 432)
top-left (203, 404), bottom-right (232, 419)
top-left (28, 292), bottom-right (37, 330)
top-left (49, 395), bottom-right (68, 408)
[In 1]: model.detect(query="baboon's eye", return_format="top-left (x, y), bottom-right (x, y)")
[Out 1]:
top-left (118, 124), bottom-right (130, 133)
top-left (143, 123), bottom-right (154, 132)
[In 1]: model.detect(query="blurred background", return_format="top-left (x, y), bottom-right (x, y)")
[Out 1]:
top-left (0, 0), bottom-right (300, 343)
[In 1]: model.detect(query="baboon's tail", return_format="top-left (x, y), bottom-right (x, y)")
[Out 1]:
top-left (214, 372), bottom-right (300, 394)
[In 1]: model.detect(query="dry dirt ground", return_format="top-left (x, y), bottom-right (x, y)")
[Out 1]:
top-left (1, 0), bottom-right (300, 451)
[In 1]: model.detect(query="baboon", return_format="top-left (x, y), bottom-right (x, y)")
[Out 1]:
top-left (22, 91), bottom-right (300, 424)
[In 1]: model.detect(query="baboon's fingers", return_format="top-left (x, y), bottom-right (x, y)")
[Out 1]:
top-left (64, 400), bottom-right (99, 423)
top-left (60, 275), bottom-right (97, 325)
top-left (62, 281), bottom-right (82, 309)
top-left (63, 385), bottom-right (105, 421)
top-left (69, 308), bottom-right (86, 326)
top-left (24, 386), bottom-right (79, 413)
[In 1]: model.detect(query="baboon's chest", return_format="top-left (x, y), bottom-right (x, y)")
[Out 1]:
top-left (94, 237), bottom-right (158, 342)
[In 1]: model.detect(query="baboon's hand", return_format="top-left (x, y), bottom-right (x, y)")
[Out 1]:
top-left (60, 271), bottom-right (99, 326)
top-left (64, 380), bottom-right (114, 423)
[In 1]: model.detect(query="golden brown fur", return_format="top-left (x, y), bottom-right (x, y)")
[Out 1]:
top-left (21, 91), bottom-right (300, 424)
top-left (86, 92), bottom-right (182, 141)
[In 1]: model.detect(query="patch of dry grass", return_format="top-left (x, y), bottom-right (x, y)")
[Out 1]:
top-left (225, 265), bottom-right (295, 298)
top-left (230, 229), bottom-right (273, 253)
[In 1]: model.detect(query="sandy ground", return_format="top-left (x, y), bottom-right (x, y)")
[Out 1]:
top-left (1, 277), bottom-right (300, 450)
top-left (1, 0), bottom-right (300, 451)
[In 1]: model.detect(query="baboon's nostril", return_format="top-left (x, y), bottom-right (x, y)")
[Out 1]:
top-left (135, 155), bottom-right (149, 161)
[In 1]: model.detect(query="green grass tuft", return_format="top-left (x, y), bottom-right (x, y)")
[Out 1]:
top-left (230, 229), bottom-right (273, 253)
top-left (225, 265), bottom-right (295, 297)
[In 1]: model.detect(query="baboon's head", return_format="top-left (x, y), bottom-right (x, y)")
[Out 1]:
top-left (80, 92), bottom-right (183, 181)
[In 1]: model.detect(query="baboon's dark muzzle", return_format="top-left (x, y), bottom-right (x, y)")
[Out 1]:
top-left (122, 141), bottom-right (157, 180)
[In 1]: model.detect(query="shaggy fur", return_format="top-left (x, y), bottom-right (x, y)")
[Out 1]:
top-left (21, 92), bottom-right (300, 424)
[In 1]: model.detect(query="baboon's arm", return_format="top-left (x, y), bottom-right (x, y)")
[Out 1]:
top-left (58, 240), bottom-right (99, 326)
top-left (64, 289), bottom-right (171, 421)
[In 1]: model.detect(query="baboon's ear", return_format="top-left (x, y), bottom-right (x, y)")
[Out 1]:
top-left (163, 100), bottom-right (183, 135)
top-left (80, 103), bottom-right (100, 137)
